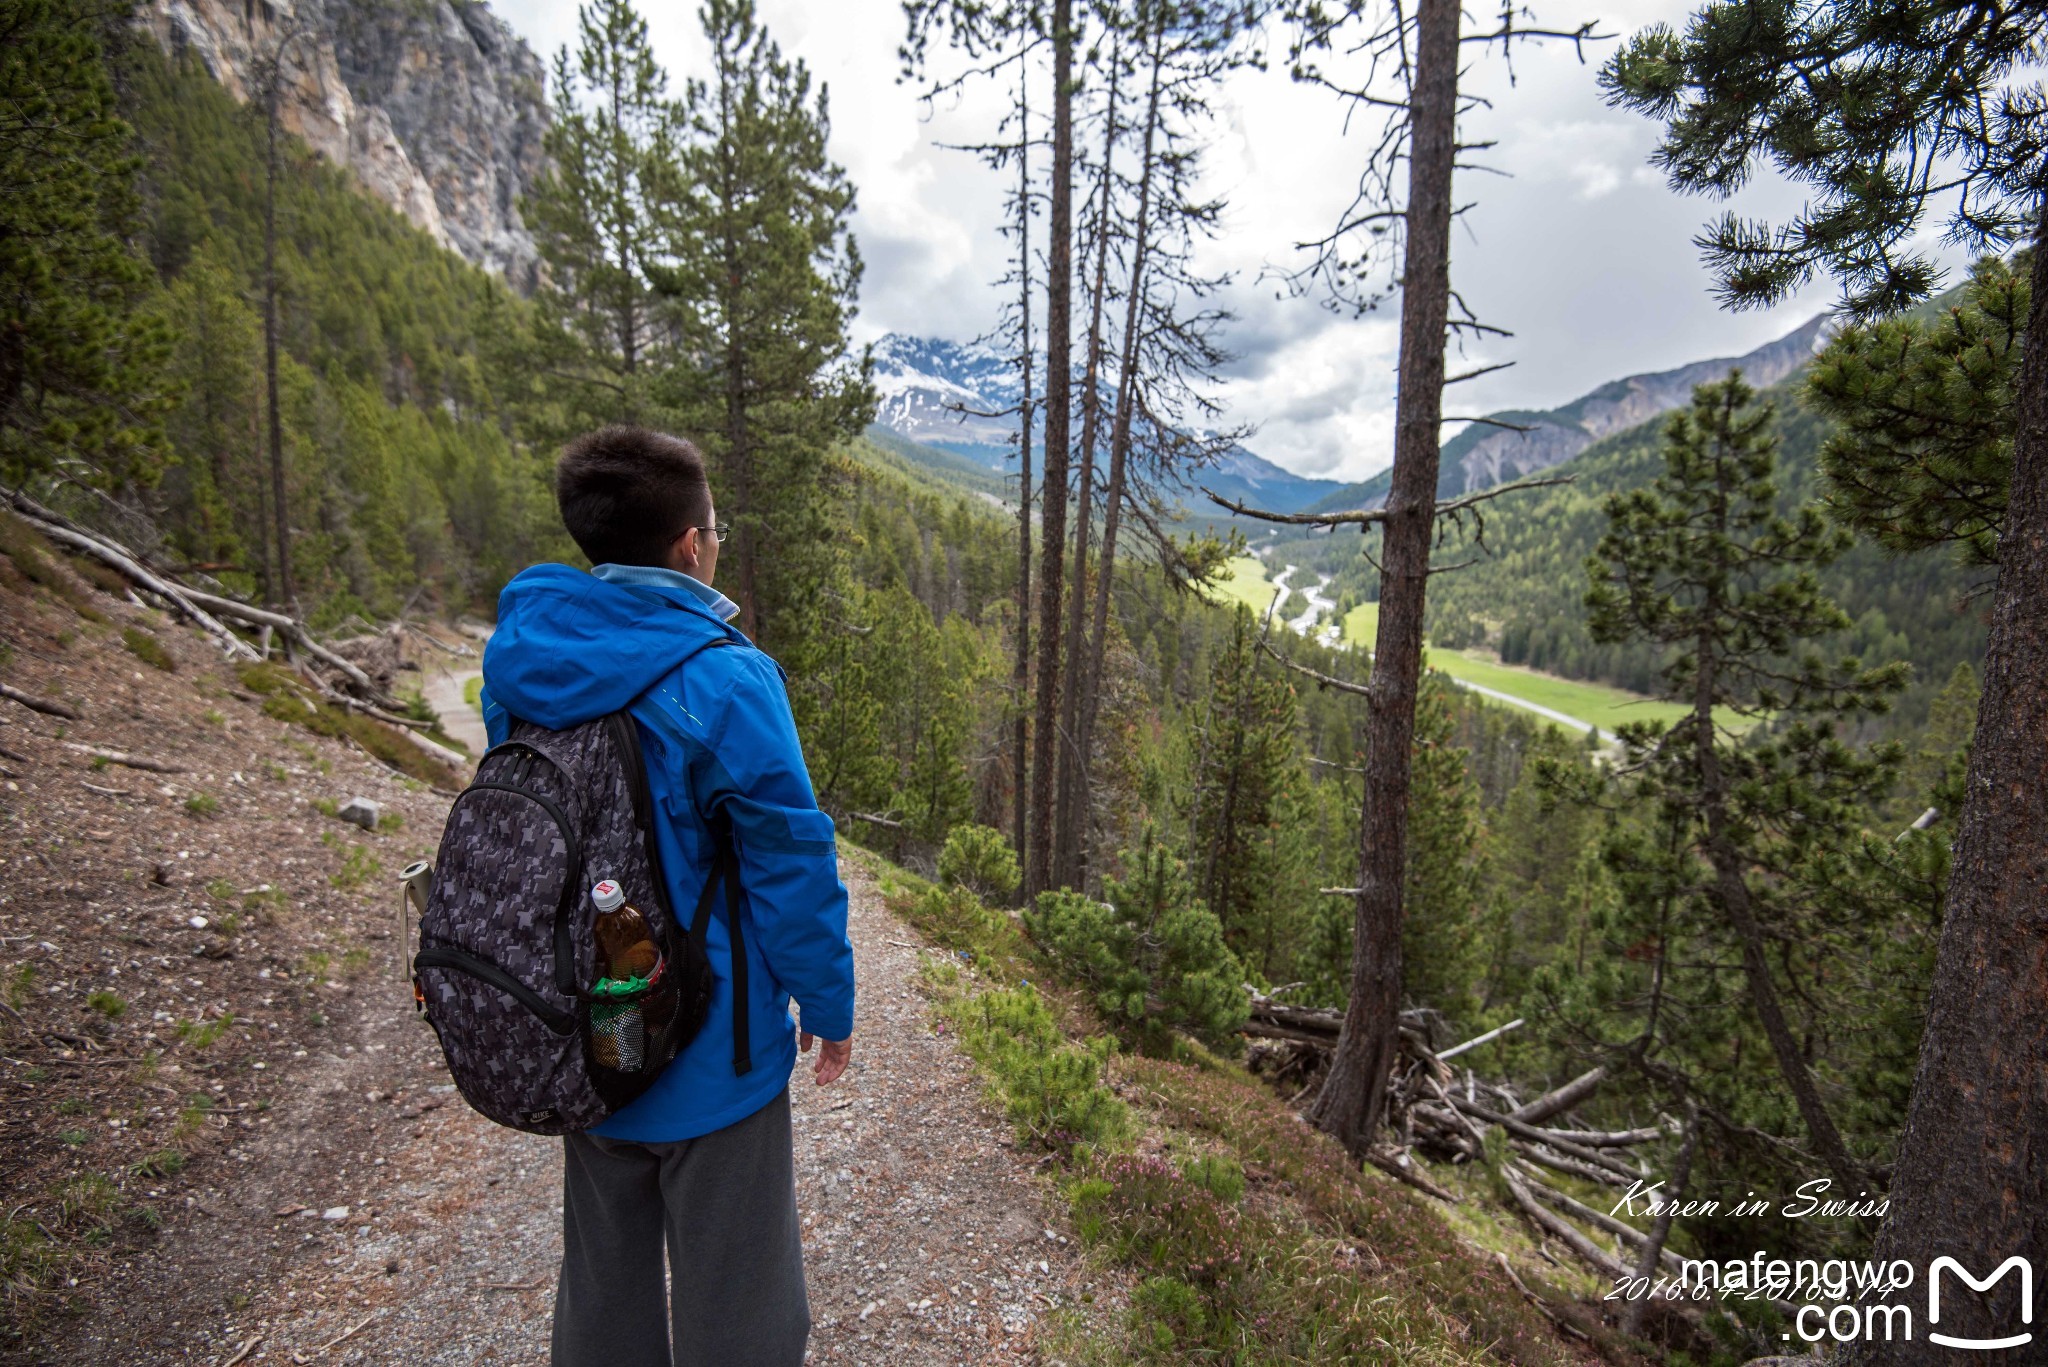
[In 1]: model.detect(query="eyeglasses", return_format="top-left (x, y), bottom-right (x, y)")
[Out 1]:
top-left (693, 523), bottom-right (730, 543)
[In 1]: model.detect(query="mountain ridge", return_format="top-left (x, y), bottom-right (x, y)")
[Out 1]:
top-left (868, 332), bottom-right (1346, 514)
top-left (1304, 313), bottom-right (1829, 515)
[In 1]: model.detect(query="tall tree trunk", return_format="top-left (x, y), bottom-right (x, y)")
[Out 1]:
top-left (1689, 617), bottom-right (1862, 1197)
top-left (1011, 70), bottom-right (1036, 878)
top-left (1306, 0), bottom-right (1459, 1160)
top-left (1026, 0), bottom-right (1075, 901)
top-left (717, 64), bottom-right (758, 642)
top-left (1053, 51), bottom-right (1122, 888)
top-left (611, 62), bottom-right (639, 378)
top-left (1076, 23), bottom-right (1165, 885)
top-left (262, 79), bottom-right (293, 612)
top-left (1855, 202), bottom-right (2048, 1365)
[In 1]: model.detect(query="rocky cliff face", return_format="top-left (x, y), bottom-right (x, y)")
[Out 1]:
top-left (141, 0), bottom-right (548, 290)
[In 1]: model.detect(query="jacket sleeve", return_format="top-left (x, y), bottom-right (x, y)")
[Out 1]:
top-left (693, 652), bottom-right (856, 1042)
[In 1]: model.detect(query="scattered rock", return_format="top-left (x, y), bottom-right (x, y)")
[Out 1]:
top-left (321, 1206), bottom-right (350, 1222)
top-left (337, 797), bottom-right (381, 831)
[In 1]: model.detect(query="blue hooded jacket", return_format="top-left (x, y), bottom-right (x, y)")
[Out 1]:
top-left (479, 562), bottom-right (855, 1142)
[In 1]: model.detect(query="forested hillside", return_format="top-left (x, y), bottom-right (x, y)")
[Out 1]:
top-left (1392, 375), bottom-right (1992, 731)
top-left (110, 37), bottom-right (565, 618)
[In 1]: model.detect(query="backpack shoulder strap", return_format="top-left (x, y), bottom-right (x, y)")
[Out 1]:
top-left (721, 824), bottom-right (750, 1077)
top-left (609, 634), bottom-right (752, 1078)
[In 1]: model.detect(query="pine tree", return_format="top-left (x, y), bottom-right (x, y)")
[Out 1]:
top-left (1185, 609), bottom-right (1309, 981)
top-left (669, 0), bottom-right (872, 650)
top-left (157, 251), bottom-right (269, 588)
top-left (1603, 11), bottom-right (2048, 1340)
top-left (1399, 672), bottom-right (1484, 1022)
top-left (1581, 373), bottom-right (1904, 1199)
top-left (1070, 0), bottom-right (1252, 890)
top-left (0, 0), bottom-right (169, 488)
top-left (520, 0), bottom-right (681, 433)
top-left (1807, 253), bottom-right (2024, 569)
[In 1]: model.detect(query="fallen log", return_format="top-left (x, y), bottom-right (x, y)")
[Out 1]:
top-left (1366, 1146), bottom-right (1460, 1203)
top-left (9, 499), bottom-right (257, 662)
top-left (1519, 1169), bottom-right (1686, 1273)
top-left (59, 742), bottom-right (184, 774)
top-left (1248, 999), bottom-right (1343, 1036)
top-left (179, 588), bottom-right (386, 703)
top-left (1438, 1017), bottom-right (1525, 1061)
top-left (1448, 1095), bottom-right (1642, 1181)
top-left (1511, 1067), bottom-right (1607, 1126)
top-left (1503, 1167), bottom-right (1631, 1278)
top-left (1242, 1018), bottom-right (1344, 1048)
top-left (1510, 1140), bottom-right (1634, 1189)
top-left (1543, 1124), bottom-right (1663, 1148)
top-left (0, 682), bottom-right (80, 719)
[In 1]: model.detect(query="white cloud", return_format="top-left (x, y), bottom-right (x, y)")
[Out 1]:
top-left (487, 0), bottom-right (1976, 486)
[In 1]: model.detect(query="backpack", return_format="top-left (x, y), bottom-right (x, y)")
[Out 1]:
top-left (410, 707), bottom-right (751, 1134)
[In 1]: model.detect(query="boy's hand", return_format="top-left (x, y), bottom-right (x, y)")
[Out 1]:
top-left (800, 1030), bottom-right (852, 1086)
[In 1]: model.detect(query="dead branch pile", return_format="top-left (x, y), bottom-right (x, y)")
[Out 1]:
top-left (5, 489), bottom-right (464, 771)
top-left (1240, 989), bottom-right (1701, 1294)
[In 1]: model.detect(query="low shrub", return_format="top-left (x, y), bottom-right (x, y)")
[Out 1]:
top-left (937, 823), bottom-right (1020, 901)
top-left (1073, 1153), bottom-right (1245, 1286)
top-left (942, 985), bottom-right (1131, 1155)
top-left (1026, 834), bottom-right (1248, 1052)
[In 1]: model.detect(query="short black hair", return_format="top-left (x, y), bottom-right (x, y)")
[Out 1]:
top-left (554, 426), bottom-right (713, 568)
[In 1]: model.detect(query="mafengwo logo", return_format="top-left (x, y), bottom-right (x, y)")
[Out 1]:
top-left (1929, 1256), bottom-right (2033, 1352)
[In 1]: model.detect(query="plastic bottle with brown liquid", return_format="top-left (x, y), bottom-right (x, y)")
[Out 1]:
top-left (589, 880), bottom-right (664, 1070)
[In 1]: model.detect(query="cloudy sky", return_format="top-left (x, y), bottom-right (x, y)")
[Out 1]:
top-left (491, 0), bottom-right (1966, 484)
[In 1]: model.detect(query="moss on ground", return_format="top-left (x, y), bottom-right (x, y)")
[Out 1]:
top-left (236, 662), bottom-right (462, 789)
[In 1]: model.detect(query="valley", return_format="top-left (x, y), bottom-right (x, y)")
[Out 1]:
top-left (1217, 554), bottom-right (1697, 736)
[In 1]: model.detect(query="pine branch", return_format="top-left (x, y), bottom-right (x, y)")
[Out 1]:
top-left (1255, 637), bottom-right (1371, 697)
top-left (1204, 473), bottom-right (1573, 528)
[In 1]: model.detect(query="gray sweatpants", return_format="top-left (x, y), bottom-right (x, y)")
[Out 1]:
top-left (551, 1090), bottom-right (810, 1367)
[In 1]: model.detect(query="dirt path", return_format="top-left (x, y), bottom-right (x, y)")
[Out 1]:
top-left (419, 659), bottom-right (485, 757)
top-left (1, 582), bottom-right (1104, 1366)
top-left (92, 859), bottom-right (1101, 1367)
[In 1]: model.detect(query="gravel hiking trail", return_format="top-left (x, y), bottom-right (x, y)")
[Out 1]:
top-left (1, 583), bottom-right (1108, 1367)
top-left (66, 858), bottom-right (1106, 1367)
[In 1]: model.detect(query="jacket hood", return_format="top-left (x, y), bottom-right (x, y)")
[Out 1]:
top-left (483, 563), bottom-right (738, 729)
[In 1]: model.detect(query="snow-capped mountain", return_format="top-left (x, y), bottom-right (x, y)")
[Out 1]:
top-left (870, 334), bottom-right (1021, 464)
top-left (867, 333), bottom-right (1343, 514)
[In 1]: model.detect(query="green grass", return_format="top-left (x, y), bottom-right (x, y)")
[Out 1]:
top-left (1341, 600), bottom-right (1380, 648)
top-left (6, 963), bottom-right (35, 1010)
top-left (171, 1013), bottom-right (233, 1051)
top-left (84, 991), bottom-right (125, 1020)
top-left (182, 793), bottom-right (220, 818)
top-left (128, 1150), bottom-right (185, 1179)
top-left (120, 627), bottom-right (175, 672)
top-left (1340, 602), bottom-right (1750, 736)
top-left (463, 675), bottom-right (483, 710)
top-left (1204, 556), bottom-right (1280, 617)
top-left (171, 1095), bottom-right (213, 1142)
top-left (329, 845), bottom-right (381, 892)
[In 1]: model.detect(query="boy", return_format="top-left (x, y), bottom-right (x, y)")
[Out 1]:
top-left (479, 426), bottom-right (855, 1367)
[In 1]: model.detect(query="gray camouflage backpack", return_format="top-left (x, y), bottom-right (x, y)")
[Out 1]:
top-left (410, 709), bottom-right (742, 1134)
